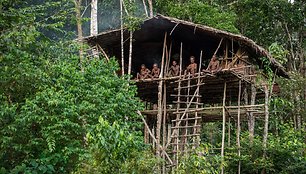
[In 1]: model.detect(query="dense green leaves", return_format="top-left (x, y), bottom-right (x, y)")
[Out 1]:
top-left (156, 0), bottom-right (239, 33)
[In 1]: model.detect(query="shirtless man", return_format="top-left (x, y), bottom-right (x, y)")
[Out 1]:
top-left (168, 60), bottom-right (180, 77)
top-left (204, 54), bottom-right (220, 73)
top-left (151, 63), bottom-right (160, 79)
top-left (185, 56), bottom-right (197, 76)
top-left (137, 64), bottom-right (151, 80)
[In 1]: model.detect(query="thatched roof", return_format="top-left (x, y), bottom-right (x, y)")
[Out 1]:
top-left (83, 14), bottom-right (289, 78)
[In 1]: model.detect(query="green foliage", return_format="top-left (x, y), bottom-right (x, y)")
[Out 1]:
top-left (74, 117), bottom-right (159, 174)
top-left (268, 43), bottom-right (289, 66)
top-left (174, 144), bottom-right (222, 174)
top-left (225, 125), bottom-right (305, 174)
top-left (156, 0), bottom-right (239, 33)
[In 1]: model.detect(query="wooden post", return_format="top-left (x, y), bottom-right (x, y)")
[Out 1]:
top-left (263, 85), bottom-right (269, 156)
top-left (120, 0), bottom-right (124, 75)
top-left (228, 117), bottom-right (231, 147)
top-left (193, 50), bottom-right (203, 145)
top-left (221, 82), bottom-right (227, 174)
top-left (175, 42), bottom-right (183, 164)
top-left (237, 80), bottom-right (242, 174)
top-left (128, 31), bottom-right (133, 75)
top-left (162, 83), bottom-right (167, 174)
top-left (249, 84), bottom-right (256, 144)
top-left (214, 38), bottom-right (224, 56)
top-left (156, 32), bottom-right (167, 157)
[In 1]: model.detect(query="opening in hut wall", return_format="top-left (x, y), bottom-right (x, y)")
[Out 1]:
top-left (84, 15), bottom-right (289, 171)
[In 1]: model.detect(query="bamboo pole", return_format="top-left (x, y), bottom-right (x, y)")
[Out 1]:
top-left (228, 117), bottom-right (231, 146)
top-left (263, 85), bottom-right (269, 156)
top-left (128, 31), bottom-right (133, 75)
top-left (221, 82), bottom-right (227, 174)
top-left (162, 82), bottom-right (167, 174)
top-left (249, 84), bottom-right (256, 144)
top-left (157, 32), bottom-right (167, 158)
top-left (214, 38), bottom-right (224, 56)
top-left (120, 0), bottom-right (124, 75)
top-left (137, 111), bottom-right (173, 165)
top-left (174, 42), bottom-right (183, 163)
top-left (237, 80), bottom-right (242, 174)
top-left (193, 50), bottom-right (202, 145)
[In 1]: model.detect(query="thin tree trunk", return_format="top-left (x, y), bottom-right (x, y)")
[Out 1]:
top-left (120, 0), bottom-right (125, 75)
top-left (263, 85), bottom-right (269, 156)
top-left (74, 0), bottom-right (84, 71)
top-left (147, 0), bottom-right (153, 17)
top-left (262, 85), bottom-right (269, 174)
top-left (142, 0), bottom-right (148, 17)
top-left (249, 84), bottom-right (256, 144)
top-left (90, 0), bottom-right (98, 35)
top-left (128, 31), bottom-right (133, 75)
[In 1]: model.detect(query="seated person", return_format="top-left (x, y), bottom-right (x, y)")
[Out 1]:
top-left (137, 64), bottom-right (151, 80)
top-left (168, 60), bottom-right (180, 77)
top-left (151, 63), bottom-right (160, 79)
top-left (185, 56), bottom-right (197, 76)
top-left (203, 54), bottom-right (220, 73)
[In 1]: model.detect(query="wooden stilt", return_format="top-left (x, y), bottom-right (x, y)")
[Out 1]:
top-left (228, 117), bottom-right (231, 147)
top-left (162, 83), bottom-right (167, 174)
top-left (237, 80), bottom-right (242, 174)
top-left (157, 32), bottom-right (167, 158)
top-left (138, 111), bottom-right (173, 165)
top-left (221, 82), bottom-right (227, 174)
top-left (175, 42), bottom-right (183, 164)
top-left (249, 84), bottom-right (256, 144)
top-left (263, 85), bottom-right (269, 155)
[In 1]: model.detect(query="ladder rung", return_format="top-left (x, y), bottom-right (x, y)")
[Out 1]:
top-left (171, 94), bottom-right (202, 97)
top-left (172, 117), bottom-right (202, 122)
top-left (171, 133), bottom-right (200, 138)
top-left (173, 101), bottom-right (203, 105)
top-left (173, 109), bottom-right (203, 114)
top-left (174, 83), bottom-right (205, 90)
top-left (171, 125), bottom-right (201, 129)
top-left (170, 142), bottom-right (198, 145)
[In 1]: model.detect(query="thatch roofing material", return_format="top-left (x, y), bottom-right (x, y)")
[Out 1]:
top-left (83, 14), bottom-right (289, 78)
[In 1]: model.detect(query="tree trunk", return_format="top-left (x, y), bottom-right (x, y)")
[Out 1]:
top-left (147, 0), bottom-right (153, 17)
top-left (120, 0), bottom-right (125, 75)
top-left (128, 31), bottom-right (133, 75)
top-left (249, 84), bottom-right (256, 144)
top-left (90, 0), bottom-right (98, 35)
top-left (74, 0), bottom-right (84, 71)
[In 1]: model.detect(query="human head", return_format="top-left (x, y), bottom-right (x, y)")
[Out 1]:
top-left (141, 64), bottom-right (146, 69)
top-left (190, 56), bottom-right (195, 63)
top-left (172, 60), bottom-right (177, 66)
top-left (153, 63), bottom-right (158, 69)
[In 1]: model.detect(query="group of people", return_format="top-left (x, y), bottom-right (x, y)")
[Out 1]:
top-left (136, 54), bottom-right (221, 80)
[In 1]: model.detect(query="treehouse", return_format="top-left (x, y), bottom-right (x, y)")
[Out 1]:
top-left (83, 15), bottom-right (288, 169)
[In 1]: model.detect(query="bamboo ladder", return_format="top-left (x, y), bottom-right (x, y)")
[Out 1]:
top-left (170, 48), bottom-right (204, 164)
